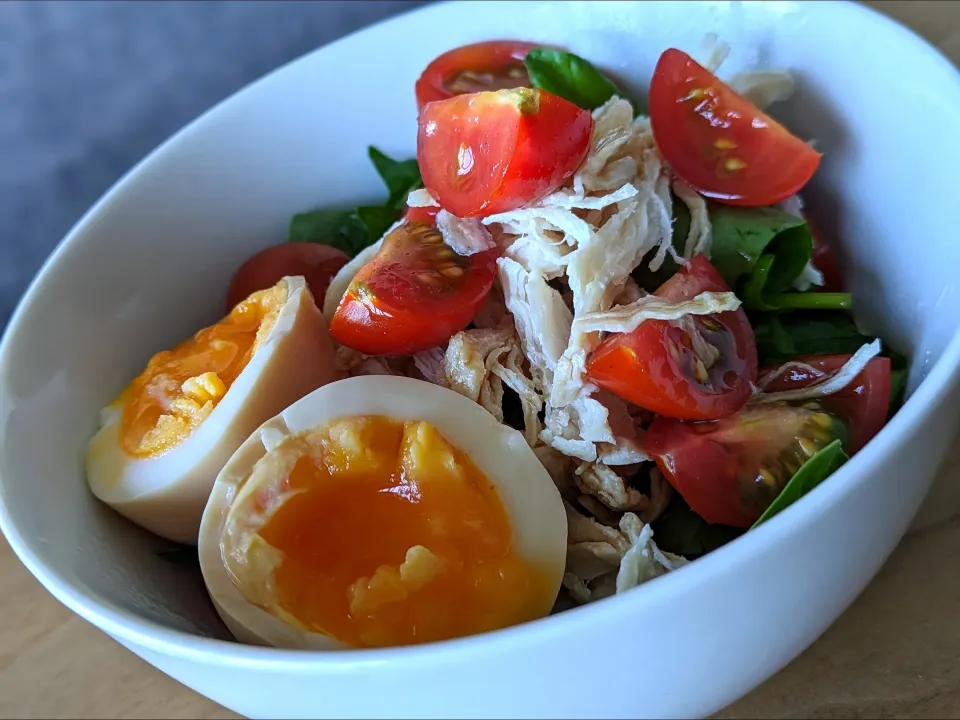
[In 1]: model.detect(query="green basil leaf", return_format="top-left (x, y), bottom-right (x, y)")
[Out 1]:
top-left (752, 439), bottom-right (848, 528)
top-left (750, 310), bottom-right (875, 364)
top-left (651, 495), bottom-right (744, 559)
top-left (710, 204), bottom-right (813, 292)
top-left (356, 205), bottom-right (400, 242)
top-left (524, 48), bottom-right (625, 111)
top-left (288, 209), bottom-right (371, 256)
top-left (368, 146), bottom-right (422, 210)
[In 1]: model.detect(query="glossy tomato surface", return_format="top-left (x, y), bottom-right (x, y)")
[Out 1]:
top-left (418, 88), bottom-right (593, 218)
top-left (758, 354), bottom-right (891, 452)
top-left (415, 40), bottom-right (540, 109)
top-left (586, 254), bottom-right (758, 420)
top-left (226, 243), bottom-right (348, 312)
top-left (646, 353), bottom-right (891, 527)
top-left (330, 221), bottom-right (497, 355)
top-left (650, 48), bottom-right (821, 207)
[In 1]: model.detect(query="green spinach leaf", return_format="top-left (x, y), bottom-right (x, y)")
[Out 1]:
top-left (288, 146), bottom-right (420, 256)
top-left (288, 209), bottom-right (371, 256)
top-left (651, 495), bottom-right (744, 558)
top-left (368, 146), bottom-right (422, 209)
top-left (524, 48), bottom-right (626, 111)
top-left (750, 310), bottom-right (875, 364)
top-left (752, 439), bottom-right (848, 528)
top-left (710, 204), bottom-right (812, 291)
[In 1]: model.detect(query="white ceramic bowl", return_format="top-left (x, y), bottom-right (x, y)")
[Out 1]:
top-left (3, 1), bottom-right (960, 718)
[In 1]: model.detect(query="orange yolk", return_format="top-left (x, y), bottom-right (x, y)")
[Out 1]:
top-left (120, 280), bottom-right (287, 457)
top-left (235, 416), bottom-right (552, 648)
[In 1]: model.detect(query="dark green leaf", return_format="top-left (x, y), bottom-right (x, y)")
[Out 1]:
top-left (524, 48), bottom-right (626, 111)
top-left (710, 205), bottom-right (812, 291)
top-left (750, 310), bottom-right (875, 364)
top-left (288, 209), bottom-right (372, 256)
top-left (356, 205), bottom-right (400, 242)
top-left (889, 368), bottom-right (908, 417)
top-left (651, 495), bottom-right (744, 558)
top-left (752, 439), bottom-right (847, 528)
top-left (368, 146), bottom-right (422, 210)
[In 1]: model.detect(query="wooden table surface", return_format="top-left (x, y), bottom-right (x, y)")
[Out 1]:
top-left (3, 2), bottom-right (960, 718)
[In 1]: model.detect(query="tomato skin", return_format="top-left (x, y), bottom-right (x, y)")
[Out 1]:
top-left (330, 222), bottom-right (497, 355)
top-left (647, 353), bottom-right (892, 527)
top-left (226, 243), bottom-right (348, 312)
top-left (404, 204), bottom-right (439, 225)
top-left (646, 419), bottom-right (757, 527)
top-left (804, 214), bottom-right (845, 292)
top-left (415, 41), bottom-right (540, 109)
top-left (650, 48), bottom-right (821, 207)
top-left (418, 88), bottom-right (594, 218)
top-left (759, 354), bottom-right (891, 452)
top-left (585, 255), bottom-right (758, 420)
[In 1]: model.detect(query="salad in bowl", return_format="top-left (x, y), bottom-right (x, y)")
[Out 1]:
top-left (82, 36), bottom-right (904, 651)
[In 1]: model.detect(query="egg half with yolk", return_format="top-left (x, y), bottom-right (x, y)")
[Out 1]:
top-left (198, 375), bottom-right (567, 650)
top-left (86, 275), bottom-right (340, 545)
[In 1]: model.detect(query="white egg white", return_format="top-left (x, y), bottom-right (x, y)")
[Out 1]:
top-left (86, 275), bottom-right (341, 545)
top-left (198, 375), bottom-right (568, 650)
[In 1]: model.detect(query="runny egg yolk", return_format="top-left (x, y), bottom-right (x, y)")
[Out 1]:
top-left (222, 415), bottom-right (554, 648)
top-left (119, 280), bottom-right (287, 457)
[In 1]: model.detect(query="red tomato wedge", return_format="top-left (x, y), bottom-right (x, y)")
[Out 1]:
top-left (330, 220), bottom-right (497, 355)
top-left (757, 354), bottom-right (891, 453)
top-left (415, 40), bottom-right (540, 109)
top-left (418, 88), bottom-right (593, 218)
top-left (226, 243), bottom-right (348, 312)
top-left (585, 254), bottom-right (758, 420)
top-left (646, 354), bottom-right (891, 527)
top-left (649, 48), bottom-right (821, 207)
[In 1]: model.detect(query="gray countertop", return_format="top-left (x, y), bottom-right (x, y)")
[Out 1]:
top-left (0, 0), bottom-right (426, 329)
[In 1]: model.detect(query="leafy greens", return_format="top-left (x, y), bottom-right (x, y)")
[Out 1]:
top-left (524, 48), bottom-right (632, 112)
top-left (288, 146), bottom-right (421, 257)
top-left (752, 439), bottom-right (848, 527)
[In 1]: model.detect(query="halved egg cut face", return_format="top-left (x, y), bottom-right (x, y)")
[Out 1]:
top-left (121, 281), bottom-right (286, 457)
top-left (199, 376), bottom-right (567, 650)
top-left (86, 275), bottom-right (341, 545)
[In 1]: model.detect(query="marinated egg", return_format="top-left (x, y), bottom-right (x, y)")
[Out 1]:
top-left (198, 375), bottom-right (567, 650)
top-left (86, 276), bottom-right (340, 544)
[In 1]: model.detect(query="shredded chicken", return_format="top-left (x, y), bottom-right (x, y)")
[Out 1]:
top-left (573, 291), bottom-right (740, 335)
top-left (562, 502), bottom-right (682, 604)
top-left (752, 340), bottom-right (883, 403)
top-left (436, 210), bottom-right (496, 256)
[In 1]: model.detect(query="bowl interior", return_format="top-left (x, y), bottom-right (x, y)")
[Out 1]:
top-left (2, 0), bottom-right (960, 645)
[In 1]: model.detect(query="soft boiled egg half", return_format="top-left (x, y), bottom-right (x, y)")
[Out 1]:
top-left (198, 375), bottom-right (567, 650)
top-left (86, 276), bottom-right (340, 545)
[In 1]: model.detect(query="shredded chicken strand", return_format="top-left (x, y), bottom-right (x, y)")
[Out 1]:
top-left (752, 340), bottom-right (883, 403)
top-left (573, 291), bottom-right (740, 336)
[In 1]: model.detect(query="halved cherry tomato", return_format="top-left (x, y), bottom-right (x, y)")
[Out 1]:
top-left (418, 87), bottom-right (593, 218)
top-left (404, 204), bottom-right (439, 225)
top-left (226, 243), bottom-right (348, 312)
top-left (758, 354), bottom-right (891, 453)
top-left (415, 41), bottom-right (540, 109)
top-left (330, 220), bottom-right (497, 355)
top-left (585, 254), bottom-right (758, 420)
top-left (805, 214), bottom-right (845, 292)
top-left (646, 404), bottom-right (845, 527)
top-left (646, 354), bottom-right (891, 527)
top-left (649, 48), bottom-right (821, 207)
